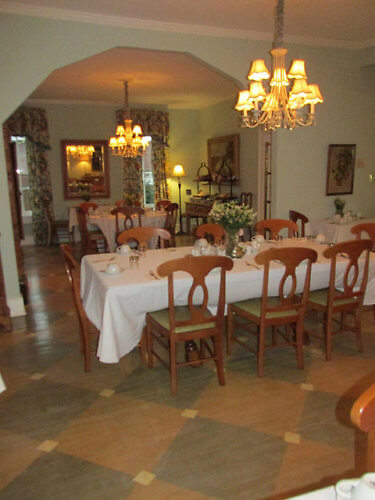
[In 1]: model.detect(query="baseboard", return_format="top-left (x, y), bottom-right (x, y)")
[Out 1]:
top-left (8, 296), bottom-right (26, 317)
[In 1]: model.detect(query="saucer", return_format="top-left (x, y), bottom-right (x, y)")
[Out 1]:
top-left (101, 267), bottom-right (124, 275)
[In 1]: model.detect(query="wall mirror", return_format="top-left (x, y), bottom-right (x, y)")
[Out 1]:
top-left (61, 139), bottom-right (110, 199)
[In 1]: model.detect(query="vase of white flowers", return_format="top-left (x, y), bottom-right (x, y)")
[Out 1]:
top-left (209, 201), bottom-right (257, 257)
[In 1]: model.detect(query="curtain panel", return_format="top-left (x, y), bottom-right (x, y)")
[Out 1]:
top-left (4, 106), bottom-right (52, 245)
top-left (116, 109), bottom-right (170, 201)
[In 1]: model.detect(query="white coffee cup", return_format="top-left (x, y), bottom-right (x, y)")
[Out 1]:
top-left (195, 238), bottom-right (208, 249)
top-left (336, 473), bottom-right (375, 500)
top-left (315, 233), bottom-right (325, 243)
top-left (106, 263), bottom-right (120, 275)
top-left (191, 248), bottom-right (200, 257)
top-left (117, 244), bottom-right (131, 255)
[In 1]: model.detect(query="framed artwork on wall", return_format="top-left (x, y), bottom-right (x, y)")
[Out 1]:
top-left (326, 144), bottom-right (356, 196)
top-left (207, 134), bottom-right (240, 182)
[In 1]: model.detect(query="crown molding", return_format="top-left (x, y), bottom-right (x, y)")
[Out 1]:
top-left (0, 1), bottom-right (374, 50)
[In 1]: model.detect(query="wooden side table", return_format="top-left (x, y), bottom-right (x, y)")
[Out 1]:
top-left (185, 201), bottom-right (213, 235)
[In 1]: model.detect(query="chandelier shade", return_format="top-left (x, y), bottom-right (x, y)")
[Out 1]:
top-left (109, 81), bottom-right (148, 158)
top-left (236, 0), bottom-right (323, 131)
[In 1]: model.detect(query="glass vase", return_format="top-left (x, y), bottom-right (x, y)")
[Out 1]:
top-left (226, 230), bottom-right (240, 258)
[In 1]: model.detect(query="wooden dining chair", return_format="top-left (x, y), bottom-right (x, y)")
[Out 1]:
top-left (117, 226), bottom-right (171, 249)
top-left (289, 210), bottom-right (309, 237)
top-left (196, 222), bottom-right (225, 245)
top-left (42, 199), bottom-right (70, 246)
top-left (227, 246), bottom-right (317, 377)
top-left (60, 244), bottom-right (99, 372)
top-left (351, 382), bottom-right (375, 472)
top-left (76, 206), bottom-right (108, 256)
top-left (239, 192), bottom-right (253, 207)
top-left (110, 206), bottom-right (145, 243)
top-left (256, 219), bottom-right (298, 239)
top-left (78, 201), bottom-right (98, 214)
top-left (156, 199), bottom-right (172, 211)
top-left (114, 200), bottom-right (126, 207)
top-left (146, 255), bottom-right (233, 396)
top-left (163, 202), bottom-right (178, 247)
top-left (351, 223), bottom-right (375, 251)
top-left (307, 238), bottom-right (372, 361)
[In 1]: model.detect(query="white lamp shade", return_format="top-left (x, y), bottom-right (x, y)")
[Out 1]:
top-left (288, 60), bottom-right (307, 79)
top-left (172, 164), bottom-right (186, 177)
top-left (235, 90), bottom-right (253, 110)
top-left (247, 59), bottom-right (270, 81)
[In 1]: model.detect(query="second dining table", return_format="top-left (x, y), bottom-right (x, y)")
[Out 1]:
top-left (87, 209), bottom-right (167, 252)
top-left (305, 217), bottom-right (375, 243)
top-left (81, 239), bottom-right (375, 364)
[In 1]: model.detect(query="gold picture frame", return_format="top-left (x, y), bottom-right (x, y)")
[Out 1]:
top-left (326, 144), bottom-right (356, 196)
top-left (207, 134), bottom-right (240, 182)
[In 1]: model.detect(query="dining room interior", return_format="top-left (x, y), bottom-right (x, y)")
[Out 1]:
top-left (0, 0), bottom-right (375, 498)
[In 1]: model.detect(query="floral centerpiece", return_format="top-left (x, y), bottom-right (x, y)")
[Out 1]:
top-left (209, 200), bottom-right (257, 257)
top-left (334, 197), bottom-right (346, 217)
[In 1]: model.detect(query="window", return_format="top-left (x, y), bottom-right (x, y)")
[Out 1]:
top-left (142, 137), bottom-right (155, 207)
top-left (11, 136), bottom-right (32, 220)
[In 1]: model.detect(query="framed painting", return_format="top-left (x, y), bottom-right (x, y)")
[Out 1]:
top-left (326, 144), bottom-right (356, 196)
top-left (207, 134), bottom-right (240, 182)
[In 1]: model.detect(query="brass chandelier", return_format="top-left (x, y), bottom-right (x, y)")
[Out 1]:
top-left (109, 81), bottom-right (147, 158)
top-left (236, 0), bottom-right (323, 131)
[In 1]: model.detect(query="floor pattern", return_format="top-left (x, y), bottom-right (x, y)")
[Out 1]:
top-left (0, 243), bottom-right (374, 499)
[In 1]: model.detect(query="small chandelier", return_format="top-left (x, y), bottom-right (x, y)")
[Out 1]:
top-left (109, 81), bottom-right (148, 158)
top-left (66, 145), bottom-right (95, 160)
top-left (236, 0), bottom-right (323, 131)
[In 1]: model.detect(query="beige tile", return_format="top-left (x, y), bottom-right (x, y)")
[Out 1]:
top-left (300, 383), bottom-right (314, 391)
top-left (30, 373), bottom-right (45, 381)
top-left (181, 408), bottom-right (198, 419)
top-left (37, 440), bottom-right (58, 452)
top-left (133, 470), bottom-right (155, 485)
top-left (99, 389), bottom-right (115, 398)
top-left (284, 432), bottom-right (301, 444)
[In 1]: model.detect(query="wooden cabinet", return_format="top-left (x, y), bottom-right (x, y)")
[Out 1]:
top-left (185, 200), bottom-right (213, 235)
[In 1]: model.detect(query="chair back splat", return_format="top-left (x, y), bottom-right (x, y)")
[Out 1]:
top-left (289, 210), bottom-right (309, 237)
top-left (228, 246), bottom-right (317, 377)
top-left (111, 206), bottom-right (145, 242)
top-left (164, 203), bottom-right (178, 247)
top-left (156, 199), bottom-right (172, 211)
top-left (146, 255), bottom-right (233, 396)
top-left (256, 219), bottom-right (298, 239)
top-left (117, 226), bottom-right (170, 249)
top-left (196, 223), bottom-right (225, 245)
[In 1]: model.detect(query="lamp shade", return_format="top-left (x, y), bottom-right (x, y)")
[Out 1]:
top-left (247, 59), bottom-right (270, 81)
top-left (172, 164), bottom-right (186, 177)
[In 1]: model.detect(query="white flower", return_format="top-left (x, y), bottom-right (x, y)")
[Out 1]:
top-left (209, 201), bottom-right (257, 232)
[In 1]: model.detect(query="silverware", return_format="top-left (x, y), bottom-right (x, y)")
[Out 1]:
top-left (245, 261), bottom-right (261, 270)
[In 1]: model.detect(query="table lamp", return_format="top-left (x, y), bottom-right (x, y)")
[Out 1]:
top-left (172, 164), bottom-right (186, 235)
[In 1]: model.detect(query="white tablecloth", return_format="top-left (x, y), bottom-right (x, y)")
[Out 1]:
top-left (87, 211), bottom-right (167, 252)
top-left (80, 239), bottom-right (375, 363)
top-left (305, 217), bottom-right (375, 243)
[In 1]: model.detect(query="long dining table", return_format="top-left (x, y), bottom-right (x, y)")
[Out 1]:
top-left (80, 238), bottom-right (375, 364)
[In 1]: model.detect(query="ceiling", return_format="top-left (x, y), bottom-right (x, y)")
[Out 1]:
top-left (5, 0), bottom-right (373, 109)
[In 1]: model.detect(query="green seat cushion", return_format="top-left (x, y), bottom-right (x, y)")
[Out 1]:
top-left (308, 288), bottom-right (358, 307)
top-left (149, 306), bottom-right (215, 333)
top-left (231, 297), bottom-right (297, 320)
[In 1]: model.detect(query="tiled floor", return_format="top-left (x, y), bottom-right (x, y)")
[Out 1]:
top-left (0, 242), bottom-right (374, 499)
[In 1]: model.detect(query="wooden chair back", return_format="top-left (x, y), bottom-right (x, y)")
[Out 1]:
top-left (239, 192), bottom-right (253, 207)
top-left (114, 200), bottom-right (126, 207)
top-left (76, 206), bottom-right (93, 253)
top-left (289, 210), bottom-right (309, 237)
top-left (196, 223), bottom-right (225, 245)
top-left (351, 382), bottom-right (375, 472)
top-left (164, 203), bottom-right (178, 246)
top-left (156, 199), bottom-right (172, 211)
top-left (158, 255), bottom-right (234, 334)
top-left (323, 239), bottom-right (372, 309)
top-left (117, 226), bottom-right (171, 249)
top-left (78, 202), bottom-right (98, 214)
top-left (60, 244), bottom-right (94, 372)
top-left (256, 219), bottom-right (298, 239)
top-left (256, 246), bottom-right (318, 319)
top-left (351, 223), bottom-right (375, 252)
top-left (111, 206), bottom-right (145, 238)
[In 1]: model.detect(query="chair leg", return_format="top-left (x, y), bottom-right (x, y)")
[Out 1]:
top-left (325, 313), bottom-right (333, 361)
top-left (257, 324), bottom-right (266, 377)
top-left (170, 339), bottom-right (177, 396)
top-left (227, 308), bottom-right (233, 354)
top-left (146, 319), bottom-right (154, 368)
top-left (355, 309), bottom-right (363, 353)
top-left (138, 328), bottom-right (147, 365)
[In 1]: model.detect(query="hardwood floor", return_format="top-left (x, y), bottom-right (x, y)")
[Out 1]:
top-left (0, 241), bottom-right (373, 499)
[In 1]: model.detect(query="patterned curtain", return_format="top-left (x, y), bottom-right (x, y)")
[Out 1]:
top-left (4, 106), bottom-right (52, 245)
top-left (116, 109), bottom-right (169, 201)
top-left (122, 159), bottom-right (143, 201)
